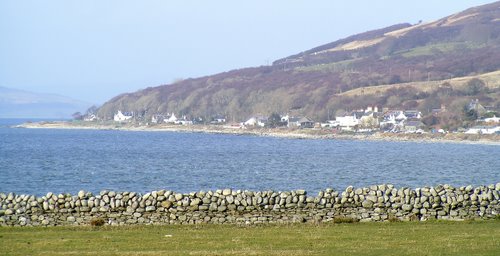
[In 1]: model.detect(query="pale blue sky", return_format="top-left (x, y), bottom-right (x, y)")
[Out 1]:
top-left (0, 0), bottom-right (496, 104)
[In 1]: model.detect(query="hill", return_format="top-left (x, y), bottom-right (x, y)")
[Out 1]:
top-left (96, 1), bottom-right (500, 124)
top-left (0, 86), bottom-right (91, 118)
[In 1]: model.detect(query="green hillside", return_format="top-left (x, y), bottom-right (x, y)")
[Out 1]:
top-left (96, 1), bottom-right (500, 125)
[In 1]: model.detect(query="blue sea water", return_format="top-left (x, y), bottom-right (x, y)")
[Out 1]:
top-left (0, 118), bottom-right (499, 196)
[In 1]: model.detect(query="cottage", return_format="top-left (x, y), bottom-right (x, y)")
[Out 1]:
top-left (113, 110), bottom-right (133, 122)
top-left (335, 115), bottom-right (359, 129)
top-left (395, 111), bottom-right (407, 121)
top-left (174, 116), bottom-right (193, 125)
top-left (164, 113), bottom-right (178, 124)
top-left (244, 116), bottom-right (268, 127)
top-left (297, 117), bottom-right (314, 128)
top-left (212, 115), bottom-right (226, 124)
top-left (281, 115), bottom-right (290, 123)
top-left (404, 110), bottom-right (422, 119)
top-left (287, 116), bottom-right (314, 128)
top-left (83, 114), bottom-right (97, 122)
top-left (151, 115), bottom-right (163, 124)
top-left (364, 106), bottom-right (379, 113)
top-left (467, 99), bottom-right (486, 113)
top-left (382, 110), bottom-right (407, 122)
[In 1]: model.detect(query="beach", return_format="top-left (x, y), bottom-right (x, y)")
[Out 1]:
top-left (15, 121), bottom-right (500, 145)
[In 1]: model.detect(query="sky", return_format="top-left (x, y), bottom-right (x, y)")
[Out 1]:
top-left (0, 0), bottom-right (496, 104)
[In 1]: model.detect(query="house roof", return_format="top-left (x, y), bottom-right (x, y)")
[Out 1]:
top-left (361, 111), bottom-right (375, 117)
top-left (352, 111), bottom-right (365, 118)
top-left (298, 117), bottom-right (313, 123)
top-left (404, 110), bottom-right (421, 118)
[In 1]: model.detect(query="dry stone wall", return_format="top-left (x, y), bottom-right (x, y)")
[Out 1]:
top-left (1, 184), bottom-right (499, 226)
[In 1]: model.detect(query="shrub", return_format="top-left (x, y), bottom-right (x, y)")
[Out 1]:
top-left (388, 216), bottom-right (401, 222)
top-left (90, 218), bottom-right (106, 226)
top-left (409, 214), bottom-right (420, 222)
top-left (333, 217), bottom-right (358, 224)
top-left (464, 78), bottom-right (487, 96)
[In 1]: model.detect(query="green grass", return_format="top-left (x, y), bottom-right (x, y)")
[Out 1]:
top-left (395, 42), bottom-right (484, 58)
top-left (1, 221), bottom-right (499, 255)
top-left (295, 58), bottom-right (361, 73)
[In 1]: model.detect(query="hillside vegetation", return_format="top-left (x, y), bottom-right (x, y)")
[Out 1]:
top-left (96, 1), bottom-right (500, 123)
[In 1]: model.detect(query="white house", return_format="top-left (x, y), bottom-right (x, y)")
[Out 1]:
top-left (151, 115), bottom-right (161, 124)
top-left (365, 106), bottom-right (379, 113)
top-left (404, 110), bottom-right (422, 119)
top-left (380, 114), bottom-right (396, 127)
top-left (336, 115), bottom-right (359, 129)
top-left (281, 115), bottom-right (290, 123)
top-left (174, 116), bottom-right (193, 125)
top-left (244, 116), bottom-right (267, 127)
top-left (381, 111), bottom-right (408, 125)
top-left (484, 115), bottom-right (500, 123)
top-left (164, 113), bottom-right (178, 124)
top-left (395, 111), bottom-right (407, 121)
top-left (465, 126), bottom-right (500, 134)
top-left (84, 114), bottom-right (97, 122)
top-left (114, 111), bottom-right (133, 122)
top-left (212, 115), bottom-right (226, 124)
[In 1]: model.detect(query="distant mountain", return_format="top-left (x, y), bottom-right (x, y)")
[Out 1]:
top-left (0, 87), bottom-right (91, 118)
top-left (97, 1), bottom-right (500, 122)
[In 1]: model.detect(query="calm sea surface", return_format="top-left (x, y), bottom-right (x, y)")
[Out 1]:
top-left (0, 118), bottom-right (499, 196)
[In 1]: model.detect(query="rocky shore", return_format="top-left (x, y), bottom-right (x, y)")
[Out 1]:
top-left (15, 121), bottom-right (500, 145)
top-left (1, 184), bottom-right (499, 226)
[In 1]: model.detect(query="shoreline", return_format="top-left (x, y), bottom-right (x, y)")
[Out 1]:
top-left (14, 121), bottom-right (500, 145)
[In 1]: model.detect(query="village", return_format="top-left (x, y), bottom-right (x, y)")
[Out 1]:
top-left (80, 99), bottom-right (500, 136)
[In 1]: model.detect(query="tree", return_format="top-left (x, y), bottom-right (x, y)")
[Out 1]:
top-left (422, 115), bottom-right (439, 126)
top-left (419, 95), bottom-right (441, 114)
top-left (484, 111), bottom-right (499, 118)
top-left (267, 113), bottom-right (285, 128)
top-left (436, 82), bottom-right (453, 97)
top-left (386, 95), bottom-right (402, 107)
top-left (388, 75), bottom-right (402, 84)
top-left (72, 112), bottom-right (83, 120)
top-left (360, 115), bottom-right (379, 128)
top-left (463, 78), bottom-right (487, 96)
top-left (464, 105), bottom-right (478, 121)
top-left (85, 105), bottom-right (98, 115)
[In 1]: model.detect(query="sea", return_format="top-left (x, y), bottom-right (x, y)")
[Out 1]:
top-left (0, 118), bottom-right (499, 196)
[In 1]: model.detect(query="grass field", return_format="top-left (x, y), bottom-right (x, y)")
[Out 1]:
top-left (1, 221), bottom-right (499, 255)
top-left (338, 70), bottom-right (500, 97)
